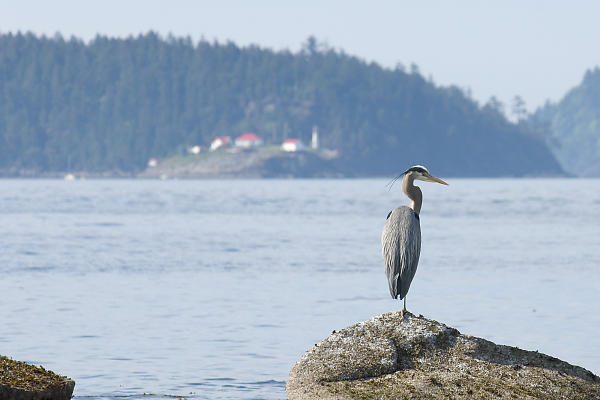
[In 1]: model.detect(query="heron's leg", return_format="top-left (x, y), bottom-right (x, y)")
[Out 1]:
top-left (399, 297), bottom-right (407, 318)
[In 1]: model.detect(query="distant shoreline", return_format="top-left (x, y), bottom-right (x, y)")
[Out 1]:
top-left (0, 147), bottom-right (574, 179)
top-left (0, 172), bottom-right (575, 179)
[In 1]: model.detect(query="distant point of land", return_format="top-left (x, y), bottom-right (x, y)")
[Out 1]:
top-left (139, 146), bottom-right (343, 179)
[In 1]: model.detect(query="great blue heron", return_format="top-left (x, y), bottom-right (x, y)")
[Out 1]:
top-left (382, 165), bottom-right (448, 315)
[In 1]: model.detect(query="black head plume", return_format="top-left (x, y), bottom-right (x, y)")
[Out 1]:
top-left (386, 165), bottom-right (429, 191)
top-left (386, 172), bottom-right (404, 191)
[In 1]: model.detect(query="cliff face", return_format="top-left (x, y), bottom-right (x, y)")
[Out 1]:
top-left (287, 312), bottom-right (600, 399)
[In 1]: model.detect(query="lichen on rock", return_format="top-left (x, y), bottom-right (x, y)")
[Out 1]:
top-left (286, 312), bottom-right (600, 399)
top-left (0, 356), bottom-right (75, 400)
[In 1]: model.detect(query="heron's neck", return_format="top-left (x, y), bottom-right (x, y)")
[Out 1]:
top-left (402, 174), bottom-right (422, 214)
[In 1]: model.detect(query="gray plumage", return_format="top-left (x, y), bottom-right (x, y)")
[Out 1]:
top-left (382, 165), bottom-right (447, 312)
top-left (382, 206), bottom-right (421, 299)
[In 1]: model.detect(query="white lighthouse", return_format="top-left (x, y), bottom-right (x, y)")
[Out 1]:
top-left (311, 126), bottom-right (319, 149)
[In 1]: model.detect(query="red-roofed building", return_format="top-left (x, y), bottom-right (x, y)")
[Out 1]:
top-left (281, 138), bottom-right (304, 152)
top-left (235, 133), bottom-right (263, 148)
top-left (210, 136), bottom-right (231, 151)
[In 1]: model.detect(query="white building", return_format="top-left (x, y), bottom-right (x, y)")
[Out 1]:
top-left (210, 136), bottom-right (231, 151)
top-left (282, 138), bottom-right (304, 152)
top-left (188, 145), bottom-right (202, 155)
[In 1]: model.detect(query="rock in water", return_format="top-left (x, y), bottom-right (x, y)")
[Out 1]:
top-left (287, 312), bottom-right (600, 399)
top-left (0, 356), bottom-right (75, 400)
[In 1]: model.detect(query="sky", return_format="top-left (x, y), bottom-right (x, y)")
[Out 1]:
top-left (2, 0), bottom-right (600, 114)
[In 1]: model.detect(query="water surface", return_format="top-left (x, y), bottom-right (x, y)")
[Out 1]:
top-left (0, 178), bottom-right (599, 399)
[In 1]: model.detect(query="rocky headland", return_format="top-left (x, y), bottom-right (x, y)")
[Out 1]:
top-left (0, 356), bottom-right (75, 400)
top-left (287, 312), bottom-right (600, 399)
top-left (138, 148), bottom-right (343, 179)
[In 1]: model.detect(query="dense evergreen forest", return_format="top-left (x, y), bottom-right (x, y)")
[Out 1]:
top-left (531, 67), bottom-right (600, 177)
top-left (0, 32), bottom-right (562, 176)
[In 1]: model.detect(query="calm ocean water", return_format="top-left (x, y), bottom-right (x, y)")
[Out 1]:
top-left (0, 178), bottom-right (599, 399)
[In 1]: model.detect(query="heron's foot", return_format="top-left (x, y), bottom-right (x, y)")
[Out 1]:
top-left (398, 308), bottom-right (408, 319)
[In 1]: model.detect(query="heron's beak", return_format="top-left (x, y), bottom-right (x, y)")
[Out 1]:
top-left (427, 175), bottom-right (449, 185)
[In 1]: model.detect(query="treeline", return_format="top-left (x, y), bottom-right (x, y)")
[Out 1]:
top-left (530, 67), bottom-right (600, 177)
top-left (0, 32), bottom-right (562, 176)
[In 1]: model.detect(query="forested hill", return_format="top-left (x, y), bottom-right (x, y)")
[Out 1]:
top-left (0, 32), bottom-right (562, 176)
top-left (531, 67), bottom-right (600, 177)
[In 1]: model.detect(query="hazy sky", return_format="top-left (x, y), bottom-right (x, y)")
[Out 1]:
top-left (2, 0), bottom-right (599, 113)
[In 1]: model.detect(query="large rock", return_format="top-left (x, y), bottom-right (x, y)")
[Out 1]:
top-left (287, 312), bottom-right (600, 399)
top-left (0, 356), bottom-right (75, 400)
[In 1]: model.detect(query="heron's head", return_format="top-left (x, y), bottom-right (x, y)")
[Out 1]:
top-left (403, 165), bottom-right (449, 185)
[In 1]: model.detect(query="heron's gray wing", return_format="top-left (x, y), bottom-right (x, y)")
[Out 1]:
top-left (381, 207), bottom-right (421, 299)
